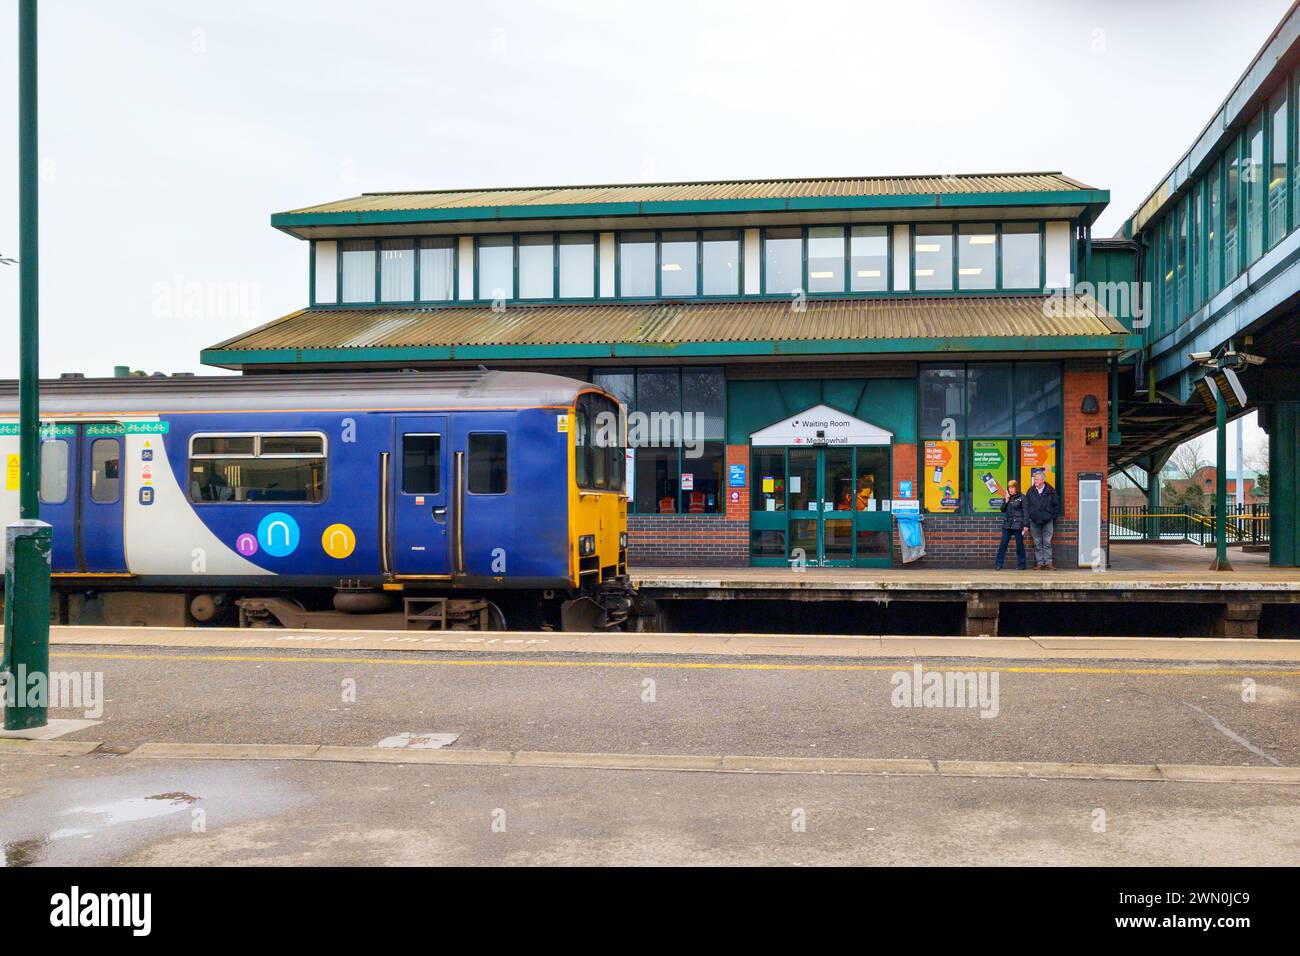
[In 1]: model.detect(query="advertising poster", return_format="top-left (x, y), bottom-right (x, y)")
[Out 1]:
top-left (922, 440), bottom-right (960, 513)
top-left (1019, 439), bottom-right (1058, 492)
top-left (971, 440), bottom-right (1009, 513)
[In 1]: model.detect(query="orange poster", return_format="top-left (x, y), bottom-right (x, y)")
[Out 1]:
top-left (923, 440), bottom-right (960, 513)
top-left (1019, 439), bottom-right (1058, 491)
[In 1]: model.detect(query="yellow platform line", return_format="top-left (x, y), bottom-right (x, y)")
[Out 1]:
top-left (48, 649), bottom-right (1300, 678)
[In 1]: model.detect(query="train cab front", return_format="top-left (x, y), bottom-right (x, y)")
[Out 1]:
top-left (562, 389), bottom-right (636, 631)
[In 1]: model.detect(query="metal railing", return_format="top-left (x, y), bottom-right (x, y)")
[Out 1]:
top-left (1109, 504), bottom-right (1270, 546)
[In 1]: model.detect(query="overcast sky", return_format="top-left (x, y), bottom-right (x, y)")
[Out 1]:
top-left (0, 0), bottom-right (1288, 458)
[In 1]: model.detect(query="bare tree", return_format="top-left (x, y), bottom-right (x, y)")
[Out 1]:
top-left (1169, 441), bottom-right (1209, 481)
top-left (1246, 441), bottom-right (1270, 497)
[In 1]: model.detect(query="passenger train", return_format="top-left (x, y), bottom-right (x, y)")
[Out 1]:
top-left (0, 369), bottom-right (634, 631)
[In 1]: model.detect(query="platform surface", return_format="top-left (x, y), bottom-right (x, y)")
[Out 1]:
top-left (33, 625), bottom-right (1300, 663)
top-left (630, 542), bottom-right (1300, 592)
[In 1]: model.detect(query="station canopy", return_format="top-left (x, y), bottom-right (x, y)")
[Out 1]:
top-left (203, 293), bottom-right (1136, 370)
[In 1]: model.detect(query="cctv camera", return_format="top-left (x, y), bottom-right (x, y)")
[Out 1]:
top-left (1189, 351), bottom-right (1213, 362)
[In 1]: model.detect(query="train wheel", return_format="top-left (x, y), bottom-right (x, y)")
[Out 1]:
top-left (484, 600), bottom-right (507, 631)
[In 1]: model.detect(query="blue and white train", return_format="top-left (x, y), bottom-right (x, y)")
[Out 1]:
top-left (0, 369), bottom-right (632, 630)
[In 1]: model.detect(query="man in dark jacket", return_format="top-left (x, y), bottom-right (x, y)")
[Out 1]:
top-left (995, 479), bottom-right (1027, 570)
top-left (1024, 469), bottom-right (1062, 570)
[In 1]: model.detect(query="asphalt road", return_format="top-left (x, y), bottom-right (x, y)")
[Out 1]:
top-left (1, 644), bottom-right (1298, 865)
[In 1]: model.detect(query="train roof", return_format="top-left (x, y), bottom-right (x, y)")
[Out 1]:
top-left (0, 369), bottom-right (601, 416)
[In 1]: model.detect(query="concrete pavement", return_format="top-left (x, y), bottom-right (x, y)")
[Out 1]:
top-left (2, 633), bottom-right (1299, 865)
top-left (42, 624), bottom-right (1300, 663)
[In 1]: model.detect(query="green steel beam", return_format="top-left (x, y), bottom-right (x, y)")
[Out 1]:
top-left (4, 0), bottom-right (50, 731)
top-left (1210, 385), bottom-right (1233, 572)
top-left (1267, 400), bottom-right (1299, 567)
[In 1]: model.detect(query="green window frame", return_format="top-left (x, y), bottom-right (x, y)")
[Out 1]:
top-left (1270, 84), bottom-right (1289, 250)
top-left (916, 362), bottom-right (1064, 516)
top-left (1190, 181), bottom-right (1203, 311)
top-left (1246, 111), bottom-right (1266, 265)
top-left (1176, 197), bottom-right (1189, 321)
top-left (475, 234), bottom-right (516, 301)
top-left (1207, 159), bottom-right (1222, 298)
top-left (590, 366), bottom-right (726, 516)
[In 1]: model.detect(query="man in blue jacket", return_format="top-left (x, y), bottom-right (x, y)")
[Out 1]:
top-left (1024, 468), bottom-right (1062, 570)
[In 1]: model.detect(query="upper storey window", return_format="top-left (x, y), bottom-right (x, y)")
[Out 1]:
top-left (807, 227), bottom-right (846, 293)
top-left (701, 230), bottom-right (740, 295)
top-left (518, 234), bottom-right (554, 300)
top-left (1000, 223), bottom-right (1041, 289)
top-left (419, 238), bottom-right (455, 301)
top-left (618, 231), bottom-right (656, 297)
top-left (913, 224), bottom-right (953, 291)
top-left (340, 240), bottom-right (375, 304)
top-left (660, 231), bottom-right (698, 297)
top-left (850, 226), bottom-right (888, 292)
top-left (957, 224), bottom-right (996, 290)
top-left (315, 220), bottom-right (1054, 306)
top-left (477, 235), bottom-right (513, 301)
top-left (559, 234), bottom-right (595, 297)
top-left (763, 227), bottom-right (803, 294)
top-left (380, 239), bottom-right (415, 302)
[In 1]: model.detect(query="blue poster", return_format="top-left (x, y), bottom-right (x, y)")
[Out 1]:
top-left (899, 479), bottom-right (914, 499)
top-left (728, 464), bottom-right (746, 487)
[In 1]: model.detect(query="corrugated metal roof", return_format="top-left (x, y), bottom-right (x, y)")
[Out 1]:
top-left (283, 173), bottom-right (1096, 216)
top-left (209, 295), bottom-right (1125, 354)
top-left (0, 370), bottom-right (589, 415)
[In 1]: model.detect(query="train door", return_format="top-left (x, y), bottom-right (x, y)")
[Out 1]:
top-left (80, 431), bottom-right (126, 571)
top-left (39, 428), bottom-right (78, 572)
top-left (40, 424), bottom-right (126, 573)
top-left (390, 416), bottom-right (451, 576)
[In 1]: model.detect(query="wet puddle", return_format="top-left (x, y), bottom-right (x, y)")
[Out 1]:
top-left (3, 792), bottom-right (199, 866)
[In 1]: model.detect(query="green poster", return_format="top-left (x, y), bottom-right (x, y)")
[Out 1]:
top-left (971, 440), bottom-right (1009, 514)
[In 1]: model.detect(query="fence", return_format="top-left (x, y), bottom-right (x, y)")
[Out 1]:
top-left (1109, 504), bottom-right (1270, 546)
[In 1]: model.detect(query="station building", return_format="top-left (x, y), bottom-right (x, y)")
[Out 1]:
top-left (1109, 2), bottom-right (1300, 570)
top-left (203, 174), bottom-right (1141, 569)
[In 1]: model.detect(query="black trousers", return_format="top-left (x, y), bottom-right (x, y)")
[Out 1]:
top-left (995, 527), bottom-right (1026, 569)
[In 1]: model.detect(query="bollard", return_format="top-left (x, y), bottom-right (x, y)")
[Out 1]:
top-left (3, 520), bottom-right (51, 730)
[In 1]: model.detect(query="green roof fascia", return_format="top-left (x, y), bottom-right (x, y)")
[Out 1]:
top-left (201, 331), bottom-right (1140, 369)
top-left (271, 189), bottom-right (1110, 234)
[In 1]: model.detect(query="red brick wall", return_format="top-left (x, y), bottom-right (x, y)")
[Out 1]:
top-left (892, 442), bottom-right (918, 502)
top-left (1060, 358), bottom-right (1110, 564)
top-left (627, 515), bottom-right (748, 566)
top-left (725, 444), bottom-right (749, 520)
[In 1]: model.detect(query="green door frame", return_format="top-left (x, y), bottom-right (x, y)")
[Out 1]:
top-left (749, 444), bottom-right (892, 568)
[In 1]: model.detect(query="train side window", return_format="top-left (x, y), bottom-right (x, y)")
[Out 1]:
top-left (260, 435), bottom-right (324, 456)
top-left (468, 433), bottom-right (507, 495)
top-left (188, 432), bottom-right (326, 504)
top-left (402, 434), bottom-right (441, 494)
top-left (192, 436), bottom-right (255, 456)
top-left (39, 438), bottom-right (69, 504)
top-left (574, 404), bottom-right (590, 488)
top-left (576, 392), bottom-right (623, 492)
top-left (90, 439), bottom-right (120, 503)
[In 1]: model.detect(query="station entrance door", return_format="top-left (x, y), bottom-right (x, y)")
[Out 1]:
top-left (747, 405), bottom-right (894, 569)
